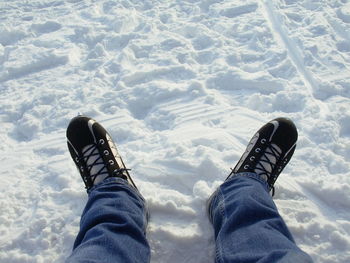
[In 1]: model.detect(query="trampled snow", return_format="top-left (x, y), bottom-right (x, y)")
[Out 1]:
top-left (1, 0), bottom-right (350, 262)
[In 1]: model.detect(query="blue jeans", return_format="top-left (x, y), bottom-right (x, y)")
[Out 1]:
top-left (66, 178), bottom-right (150, 263)
top-left (66, 174), bottom-right (313, 263)
top-left (208, 172), bottom-right (313, 263)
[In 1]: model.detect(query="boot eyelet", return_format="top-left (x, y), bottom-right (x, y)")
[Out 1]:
top-left (261, 139), bottom-right (266, 144)
top-left (244, 165), bottom-right (249, 169)
top-left (250, 156), bottom-right (255, 161)
top-left (99, 139), bottom-right (105, 145)
top-left (255, 148), bottom-right (261, 153)
top-left (104, 150), bottom-right (109, 156)
top-left (109, 160), bottom-right (115, 165)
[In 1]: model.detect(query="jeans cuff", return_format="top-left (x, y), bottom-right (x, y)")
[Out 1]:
top-left (227, 172), bottom-right (270, 192)
top-left (87, 177), bottom-right (141, 196)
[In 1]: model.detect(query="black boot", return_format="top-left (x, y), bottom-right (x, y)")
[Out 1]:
top-left (66, 116), bottom-right (137, 191)
top-left (227, 117), bottom-right (298, 195)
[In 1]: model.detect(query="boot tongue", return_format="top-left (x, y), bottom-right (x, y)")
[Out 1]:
top-left (82, 144), bottom-right (109, 185)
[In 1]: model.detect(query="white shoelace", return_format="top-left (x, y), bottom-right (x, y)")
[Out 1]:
top-left (254, 143), bottom-right (282, 181)
top-left (82, 144), bottom-right (109, 185)
top-left (233, 132), bottom-right (282, 182)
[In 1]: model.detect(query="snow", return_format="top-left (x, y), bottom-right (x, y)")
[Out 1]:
top-left (0, 0), bottom-right (350, 262)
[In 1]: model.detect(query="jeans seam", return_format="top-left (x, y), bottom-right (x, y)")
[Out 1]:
top-left (215, 188), bottom-right (225, 263)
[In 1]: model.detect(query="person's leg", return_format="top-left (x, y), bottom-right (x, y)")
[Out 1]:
top-left (65, 116), bottom-right (150, 263)
top-left (208, 173), bottom-right (312, 263)
top-left (66, 177), bottom-right (150, 263)
top-left (208, 118), bottom-right (313, 263)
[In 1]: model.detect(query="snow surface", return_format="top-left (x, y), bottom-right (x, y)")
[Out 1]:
top-left (1, 0), bottom-right (350, 262)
